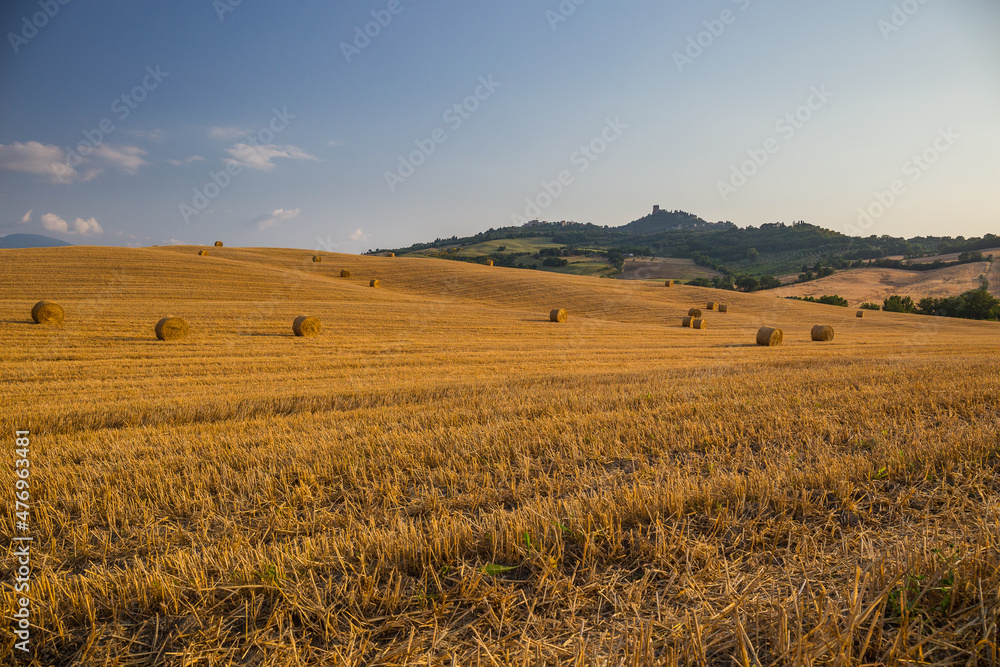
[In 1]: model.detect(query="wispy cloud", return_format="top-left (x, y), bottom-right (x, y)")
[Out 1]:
top-left (165, 155), bottom-right (206, 166)
top-left (315, 228), bottom-right (372, 252)
top-left (90, 144), bottom-right (147, 174)
top-left (224, 143), bottom-right (319, 171)
top-left (208, 126), bottom-right (249, 141)
top-left (41, 213), bottom-right (103, 235)
top-left (253, 208), bottom-right (301, 230)
top-left (0, 141), bottom-right (148, 183)
top-left (327, 140), bottom-right (344, 148)
top-left (20, 210), bottom-right (32, 224)
top-left (128, 129), bottom-right (166, 143)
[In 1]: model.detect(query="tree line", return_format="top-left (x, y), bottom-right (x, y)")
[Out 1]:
top-left (787, 290), bottom-right (1000, 322)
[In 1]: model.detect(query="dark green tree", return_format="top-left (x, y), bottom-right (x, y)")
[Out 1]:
top-left (758, 275), bottom-right (782, 290)
top-left (817, 295), bottom-right (848, 307)
top-left (958, 289), bottom-right (1000, 320)
top-left (883, 295), bottom-right (916, 313)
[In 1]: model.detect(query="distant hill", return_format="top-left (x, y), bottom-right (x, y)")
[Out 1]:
top-left (620, 208), bottom-right (733, 235)
top-left (768, 260), bottom-right (999, 304)
top-left (0, 233), bottom-right (73, 249)
top-left (374, 208), bottom-right (999, 282)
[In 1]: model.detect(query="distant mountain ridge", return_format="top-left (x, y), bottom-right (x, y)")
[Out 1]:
top-left (0, 234), bottom-right (73, 249)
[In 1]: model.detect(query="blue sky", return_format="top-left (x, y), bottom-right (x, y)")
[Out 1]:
top-left (0, 0), bottom-right (997, 251)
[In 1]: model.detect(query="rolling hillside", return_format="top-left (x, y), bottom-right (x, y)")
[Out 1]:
top-left (2, 246), bottom-right (998, 664)
top-left (770, 261), bottom-right (996, 305)
top-left (5, 244), bottom-right (987, 356)
top-left (382, 214), bottom-right (1000, 302)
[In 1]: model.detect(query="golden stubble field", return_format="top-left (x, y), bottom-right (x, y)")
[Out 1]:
top-left (1, 245), bottom-right (998, 666)
top-left (770, 260), bottom-right (1000, 306)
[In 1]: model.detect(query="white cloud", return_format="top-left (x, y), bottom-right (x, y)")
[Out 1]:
top-left (254, 208), bottom-right (301, 230)
top-left (208, 126), bottom-right (249, 141)
top-left (0, 141), bottom-right (148, 183)
top-left (73, 217), bottom-right (103, 234)
top-left (20, 210), bottom-right (32, 224)
top-left (41, 213), bottom-right (67, 232)
top-left (224, 143), bottom-right (318, 171)
top-left (41, 213), bottom-right (103, 235)
top-left (90, 144), bottom-right (147, 174)
top-left (0, 142), bottom-right (78, 184)
top-left (350, 228), bottom-right (369, 241)
top-left (327, 140), bottom-right (344, 148)
top-left (166, 155), bottom-right (205, 166)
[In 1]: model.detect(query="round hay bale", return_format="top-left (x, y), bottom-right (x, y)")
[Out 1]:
top-left (681, 316), bottom-right (694, 328)
top-left (199, 250), bottom-right (209, 256)
top-left (550, 308), bottom-right (568, 323)
top-left (665, 280), bottom-right (675, 287)
top-left (214, 241), bottom-right (223, 247)
top-left (718, 304), bottom-right (728, 313)
top-left (488, 260), bottom-right (494, 267)
top-left (706, 302), bottom-right (717, 311)
top-left (292, 315), bottom-right (321, 337)
top-left (688, 308), bottom-right (702, 318)
top-left (370, 279), bottom-right (381, 288)
top-left (756, 327), bottom-right (783, 347)
top-left (856, 310), bottom-right (865, 318)
top-left (811, 325), bottom-right (835, 342)
top-left (341, 269), bottom-right (352, 278)
top-left (692, 318), bottom-right (707, 329)
top-left (313, 255), bottom-right (322, 263)
top-left (388, 252), bottom-right (395, 257)
top-left (31, 300), bottom-right (64, 325)
top-left (155, 317), bottom-right (189, 341)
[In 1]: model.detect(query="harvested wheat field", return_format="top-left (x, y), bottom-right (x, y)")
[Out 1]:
top-left (770, 262), bottom-right (997, 305)
top-left (2, 245), bottom-right (999, 666)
